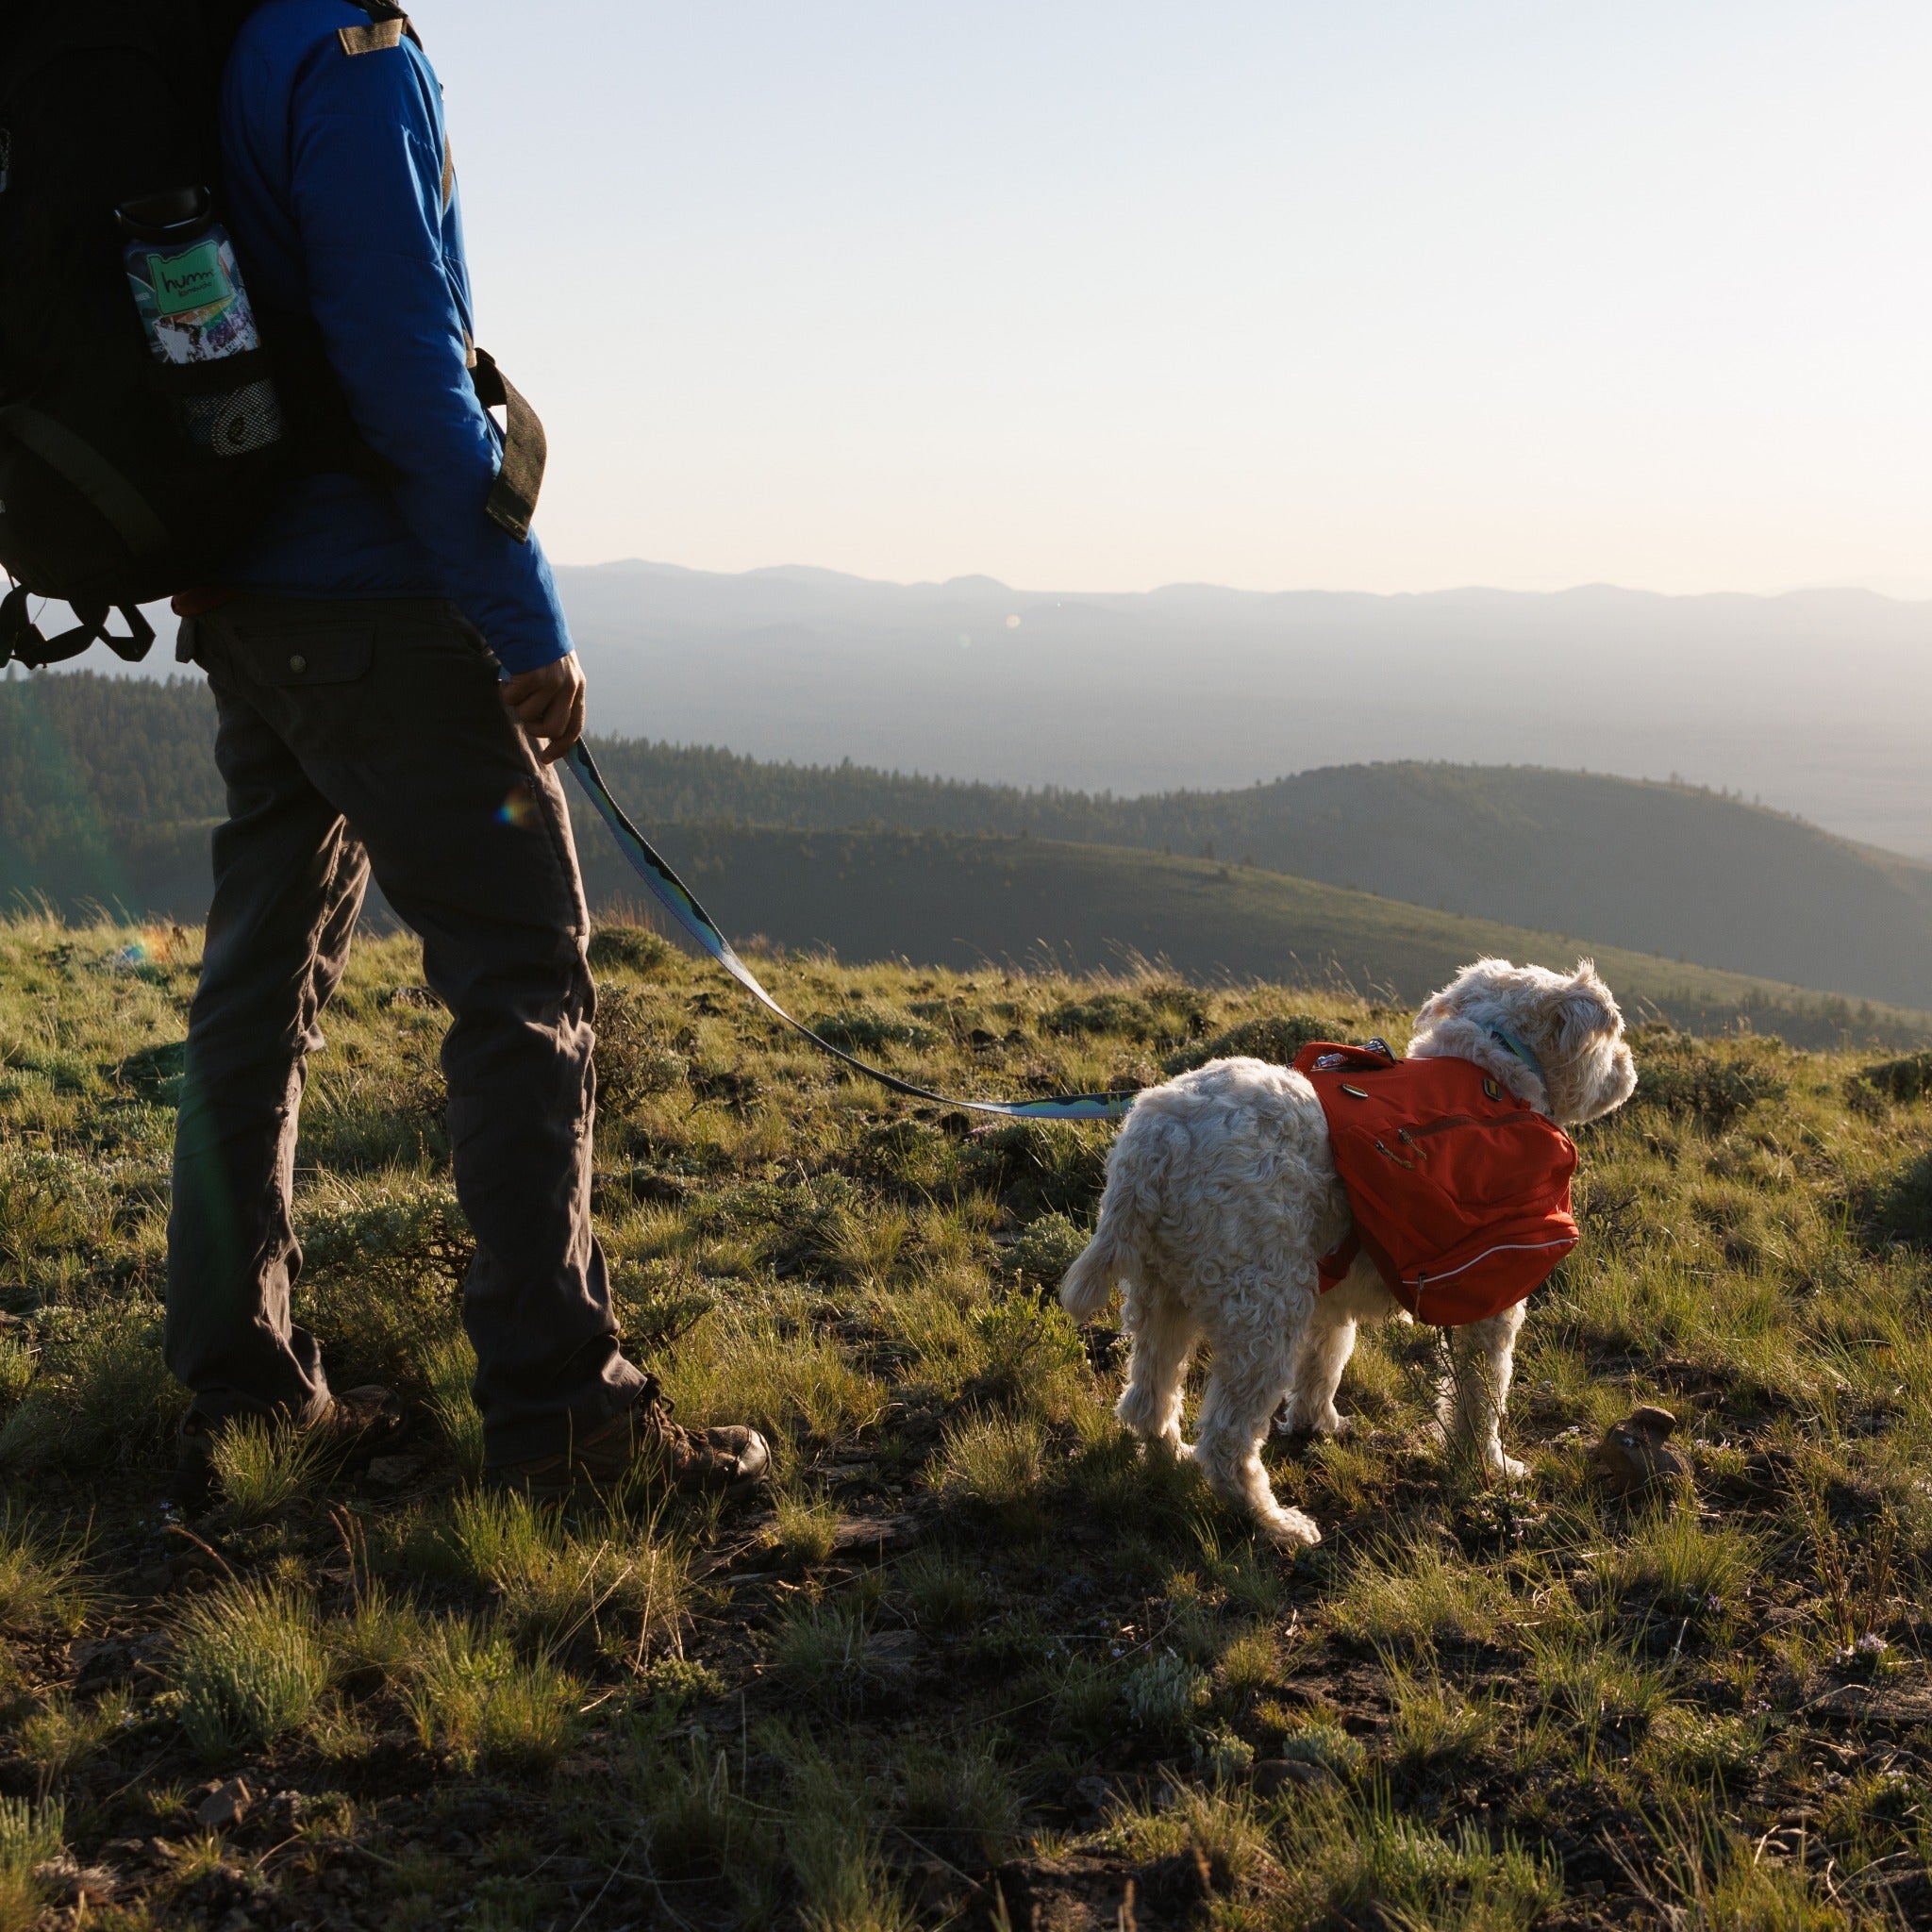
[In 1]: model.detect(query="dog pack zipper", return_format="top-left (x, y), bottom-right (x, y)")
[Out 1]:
top-left (1374, 1109), bottom-right (1546, 1169)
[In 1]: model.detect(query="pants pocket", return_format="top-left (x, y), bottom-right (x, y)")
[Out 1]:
top-left (230, 624), bottom-right (375, 688)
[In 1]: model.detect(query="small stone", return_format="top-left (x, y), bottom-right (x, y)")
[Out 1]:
top-left (196, 1775), bottom-right (252, 1831)
top-left (1139, 1846), bottom-right (1212, 1907)
top-left (363, 1454), bottom-right (423, 1490)
top-left (829, 1513), bottom-right (916, 1553)
top-left (1591, 1406), bottom-right (1689, 1496)
top-left (861, 1628), bottom-right (925, 1680)
top-left (1068, 1774), bottom-right (1112, 1813)
top-left (1252, 1757), bottom-right (1331, 1797)
top-left (907, 1858), bottom-right (964, 1909)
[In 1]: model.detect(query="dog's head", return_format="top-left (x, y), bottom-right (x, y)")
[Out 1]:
top-left (1410, 957), bottom-right (1637, 1127)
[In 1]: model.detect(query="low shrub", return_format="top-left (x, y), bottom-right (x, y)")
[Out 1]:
top-left (1629, 1030), bottom-right (1788, 1127)
top-left (1162, 1011), bottom-right (1334, 1075)
top-left (587, 924), bottom-right (675, 976)
top-left (1857, 1049), bottom-right (1932, 1102)
top-left (168, 1580), bottom-right (330, 1758)
top-left (1122, 1652), bottom-right (1208, 1742)
top-left (0, 1511), bottom-right (89, 1636)
top-left (0, 1303), bottom-right (175, 1474)
top-left (804, 1005), bottom-right (938, 1054)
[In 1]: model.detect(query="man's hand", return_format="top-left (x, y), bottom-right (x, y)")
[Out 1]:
top-left (503, 653), bottom-right (587, 764)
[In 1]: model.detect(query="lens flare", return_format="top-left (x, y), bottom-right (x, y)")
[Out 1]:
top-left (497, 782), bottom-right (537, 828)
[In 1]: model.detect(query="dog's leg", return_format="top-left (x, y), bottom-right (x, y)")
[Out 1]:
top-left (1191, 1279), bottom-right (1322, 1548)
top-left (1115, 1276), bottom-right (1196, 1451)
top-left (1441, 1300), bottom-right (1530, 1480)
top-left (1280, 1291), bottom-right (1357, 1438)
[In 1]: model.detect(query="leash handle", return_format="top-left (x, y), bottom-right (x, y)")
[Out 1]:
top-left (561, 739), bottom-right (1133, 1122)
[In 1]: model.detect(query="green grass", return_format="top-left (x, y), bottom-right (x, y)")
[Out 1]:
top-left (3, 909), bottom-right (1932, 1926)
top-left (208, 1414), bottom-right (328, 1524)
top-left (0, 1797), bottom-right (65, 1932)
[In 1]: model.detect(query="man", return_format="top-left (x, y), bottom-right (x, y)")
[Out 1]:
top-left (167, 0), bottom-right (769, 1502)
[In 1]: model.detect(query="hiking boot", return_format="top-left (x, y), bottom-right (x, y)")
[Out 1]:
top-left (171, 1385), bottom-right (408, 1508)
top-left (491, 1375), bottom-right (770, 1501)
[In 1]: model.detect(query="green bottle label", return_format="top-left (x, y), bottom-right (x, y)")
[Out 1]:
top-left (148, 241), bottom-right (231, 317)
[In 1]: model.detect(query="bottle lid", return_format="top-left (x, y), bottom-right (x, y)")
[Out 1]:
top-left (115, 187), bottom-right (211, 242)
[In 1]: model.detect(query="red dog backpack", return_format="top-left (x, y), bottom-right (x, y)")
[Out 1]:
top-left (1292, 1040), bottom-right (1579, 1326)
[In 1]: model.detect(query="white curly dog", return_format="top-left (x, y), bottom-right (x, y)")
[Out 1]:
top-left (1060, 958), bottom-right (1636, 1547)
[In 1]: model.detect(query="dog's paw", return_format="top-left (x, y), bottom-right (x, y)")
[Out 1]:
top-left (1488, 1452), bottom-right (1530, 1483)
top-left (1263, 1507), bottom-right (1323, 1549)
top-left (1274, 1405), bottom-right (1351, 1440)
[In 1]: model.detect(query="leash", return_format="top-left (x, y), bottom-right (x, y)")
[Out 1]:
top-left (563, 741), bottom-right (1134, 1121)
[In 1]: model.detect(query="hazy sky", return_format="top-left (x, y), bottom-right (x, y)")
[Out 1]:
top-left (420, 1), bottom-right (1932, 595)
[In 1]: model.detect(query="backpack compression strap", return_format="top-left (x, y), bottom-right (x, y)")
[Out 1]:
top-left (563, 740), bottom-right (1135, 1122)
top-left (469, 348), bottom-right (546, 542)
top-left (0, 586), bottom-right (154, 669)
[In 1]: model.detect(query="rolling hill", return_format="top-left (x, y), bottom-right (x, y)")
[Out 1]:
top-left (580, 741), bottom-right (1932, 1010)
top-left (8, 669), bottom-right (1932, 1041)
top-left (575, 822), bottom-right (1930, 1049)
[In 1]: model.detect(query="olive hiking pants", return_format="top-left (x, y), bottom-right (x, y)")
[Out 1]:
top-left (167, 595), bottom-right (642, 1468)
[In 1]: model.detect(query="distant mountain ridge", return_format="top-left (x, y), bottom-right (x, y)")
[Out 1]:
top-left (544, 562), bottom-right (1932, 857)
top-left (94, 566), bottom-right (1932, 854)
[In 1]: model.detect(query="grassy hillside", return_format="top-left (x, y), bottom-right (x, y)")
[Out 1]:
top-left (0, 913), bottom-right (1928, 1927)
top-left (16, 669), bottom-right (1932, 1020)
top-left (589, 823), bottom-right (1932, 1050)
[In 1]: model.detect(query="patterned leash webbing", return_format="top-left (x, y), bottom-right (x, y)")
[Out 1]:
top-left (564, 741), bottom-right (1134, 1121)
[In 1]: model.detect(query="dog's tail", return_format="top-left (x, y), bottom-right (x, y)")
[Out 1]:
top-left (1059, 1196), bottom-right (1142, 1320)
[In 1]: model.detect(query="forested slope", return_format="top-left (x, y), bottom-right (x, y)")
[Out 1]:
top-left (13, 671), bottom-right (1932, 1019)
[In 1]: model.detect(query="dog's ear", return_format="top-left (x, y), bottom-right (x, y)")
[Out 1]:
top-left (1554, 960), bottom-right (1617, 1054)
top-left (1419, 958), bottom-right (1513, 1027)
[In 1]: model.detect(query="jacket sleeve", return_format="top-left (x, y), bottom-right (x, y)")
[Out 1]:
top-left (279, 25), bottom-right (572, 675)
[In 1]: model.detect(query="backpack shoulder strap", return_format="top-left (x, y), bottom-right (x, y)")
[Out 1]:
top-left (337, 1), bottom-right (421, 57)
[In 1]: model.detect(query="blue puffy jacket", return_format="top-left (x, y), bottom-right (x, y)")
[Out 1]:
top-left (216, 0), bottom-right (571, 675)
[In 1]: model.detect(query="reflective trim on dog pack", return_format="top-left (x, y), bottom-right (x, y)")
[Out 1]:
top-left (1294, 1040), bottom-right (1579, 1326)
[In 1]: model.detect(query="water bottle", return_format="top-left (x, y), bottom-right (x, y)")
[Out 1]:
top-left (116, 187), bottom-right (284, 458)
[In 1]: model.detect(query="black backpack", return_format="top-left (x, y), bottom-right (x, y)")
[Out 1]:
top-left (0, 0), bottom-right (543, 669)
